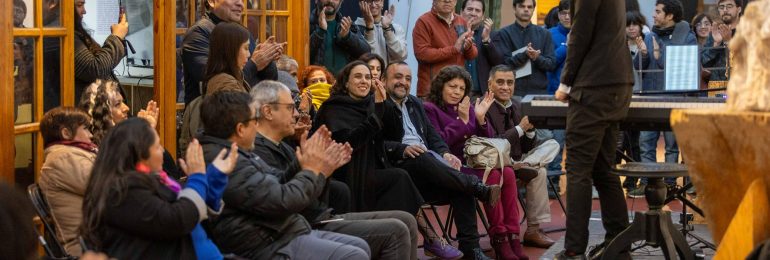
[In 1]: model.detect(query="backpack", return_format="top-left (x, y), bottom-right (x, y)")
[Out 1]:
top-left (463, 136), bottom-right (513, 186)
top-left (179, 95), bottom-right (203, 157)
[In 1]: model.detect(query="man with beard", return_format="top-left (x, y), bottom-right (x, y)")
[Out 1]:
top-left (494, 0), bottom-right (556, 97)
top-left (701, 0), bottom-right (742, 81)
top-left (355, 0), bottom-right (407, 66)
top-left (460, 0), bottom-right (504, 97)
top-left (383, 62), bottom-right (502, 260)
top-left (310, 0), bottom-right (370, 75)
top-left (182, 0), bottom-right (282, 104)
top-left (413, 0), bottom-right (478, 98)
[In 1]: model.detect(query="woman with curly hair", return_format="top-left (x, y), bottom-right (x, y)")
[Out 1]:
top-left (423, 65), bottom-right (526, 259)
top-left (78, 79), bottom-right (130, 145)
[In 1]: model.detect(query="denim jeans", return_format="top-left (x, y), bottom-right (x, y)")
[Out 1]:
top-left (547, 129), bottom-right (566, 187)
top-left (639, 131), bottom-right (679, 185)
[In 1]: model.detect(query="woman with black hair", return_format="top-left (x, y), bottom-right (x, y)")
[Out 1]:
top-left (204, 22), bottom-right (253, 95)
top-left (359, 53), bottom-right (386, 80)
top-left (312, 60), bottom-right (423, 215)
top-left (80, 118), bottom-right (238, 259)
top-left (74, 0), bottom-right (128, 101)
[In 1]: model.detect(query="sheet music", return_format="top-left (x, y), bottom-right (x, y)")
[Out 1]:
top-left (94, 1), bottom-right (119, 35)
top-left (512, 47), bottom-right (532, 79)
top-left (665, 45), bottom-right (700, 91)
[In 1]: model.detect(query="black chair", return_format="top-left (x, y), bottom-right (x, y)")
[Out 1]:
top-left (27, 184), bottom-right (72, 259)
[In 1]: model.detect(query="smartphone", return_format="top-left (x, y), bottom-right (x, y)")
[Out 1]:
top-left (118, 0), bottom-right (126, 23)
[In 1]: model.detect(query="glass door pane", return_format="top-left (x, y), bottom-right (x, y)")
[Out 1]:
top-left (13, 37), bottom-right (35, 125)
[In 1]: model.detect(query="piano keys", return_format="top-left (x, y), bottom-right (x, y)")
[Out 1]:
top-left (520, 95), bottom-right (726, 131)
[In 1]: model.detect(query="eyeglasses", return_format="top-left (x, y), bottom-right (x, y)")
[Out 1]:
top-left (718, 4), bottom-right (735, 10)
top-left (269, 102), bottom-right (297, 111)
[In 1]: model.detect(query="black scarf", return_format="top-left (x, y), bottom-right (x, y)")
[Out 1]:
top-left (312, 93), bottom-right (373, 134)
top-left (652, 25), bottom-right (675, 38)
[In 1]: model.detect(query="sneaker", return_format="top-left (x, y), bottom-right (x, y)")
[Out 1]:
top-left (424, 238), bottom-right (464, 260)
top-left (460, 247), bottom-right (491, 260)
top-left (554, 250), bottom-right (587, 260)
top-left (627, 184), bottom-right (646, 198)
top-left (591, 187), bottom-right (599, 199)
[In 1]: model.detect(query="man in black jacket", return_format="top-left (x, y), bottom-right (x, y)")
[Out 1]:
top-left (181, 0), bottom-right (281, 104)
top-left (310, 0), bottom-right (370, 75)
top-left (554, 0), bottom-right (634, 258)
top-left (250, 80), bottom-right (418, 260)
top-left (383, 62), bottom-right (500, 260)
top-left (494, 0), bottom-right (556, 97)
top-left (199, 91), bottom-right (370, 259)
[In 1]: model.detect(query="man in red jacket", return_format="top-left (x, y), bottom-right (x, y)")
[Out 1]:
top-left (412, 0), bottom-right (478, 98)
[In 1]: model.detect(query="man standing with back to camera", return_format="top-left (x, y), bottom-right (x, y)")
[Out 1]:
top-left (554, 0), bottom-right (634, 259)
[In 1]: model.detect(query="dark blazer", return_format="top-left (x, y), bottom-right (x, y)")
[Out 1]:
top-left (494, 22), bottom-right (557, 96)
top-left (200, 134), bottom-right (319, 259)
top-left (95, 173), bottom-right (199, 260)
top-left (251, 134), bottom-right (334, 223)
top-left (486, 100), bottom-right (535, 161)
top-left (470, 28), bottom-right (504, 93)
top-left (384, 95), bottom-right (451, 162)
top-left (560, 0), bottom-right (634, 88)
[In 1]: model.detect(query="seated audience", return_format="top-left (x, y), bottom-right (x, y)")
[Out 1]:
top-left (485, 65), bottom-right (560, 249)
top-left (38, 107), bottom-right (96, 256)
top-left (383, 62), bottom-right (503, 259)
top-left (423, 65), bottom-right (526, 259)
top-left (359, 53), bottom-right (385, 80)
top-left (198, 91), bottom-right (370, 259)
top-left (80, 118), bottom-right (237, 259)
top-left (249, 81), bottom-right (418, 259)
top-left (204, 22), bottom-right (252, 95)
top-left (310, 0), bottom-right (370, 74)
top-left (312, 60), bottom-right (423, 214)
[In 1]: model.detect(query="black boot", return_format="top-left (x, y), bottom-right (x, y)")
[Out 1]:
top-left (474, 182), bottom-right (502, 206)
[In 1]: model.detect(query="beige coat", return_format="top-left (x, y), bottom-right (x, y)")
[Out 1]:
top-left (205, 73), bottom-right (249, 95)
top-left (38, 144), bottom-right (96, 256)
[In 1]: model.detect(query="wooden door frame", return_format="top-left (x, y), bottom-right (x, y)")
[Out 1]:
top-left (155, 0), bottom-right (178, 158)
top-left (1, 0), bottom-right (13, 182)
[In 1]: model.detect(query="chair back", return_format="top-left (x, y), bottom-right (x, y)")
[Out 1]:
top-left (27, 184), bottom-right (71, 259)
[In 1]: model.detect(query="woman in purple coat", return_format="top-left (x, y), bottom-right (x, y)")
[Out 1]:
top-left (423, 65), bottom-right (526, 259)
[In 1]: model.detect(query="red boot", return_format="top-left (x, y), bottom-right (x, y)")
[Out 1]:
top-left (508, 234), bottom-right (529, 260)
top-left (491, 234), bottom-right (519, 260)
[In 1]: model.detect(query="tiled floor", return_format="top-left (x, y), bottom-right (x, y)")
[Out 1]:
top-left (416, 182), bottom-right (713, 259)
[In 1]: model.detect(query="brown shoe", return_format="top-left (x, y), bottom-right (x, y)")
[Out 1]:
top-left (522, 228), bottom-right (555, 248)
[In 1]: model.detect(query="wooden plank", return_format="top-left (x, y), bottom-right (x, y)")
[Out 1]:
top-left (0, 0), bottom-right (14, 183)
top-left (714, 179), bottom-right (770, 259)
top-left (61, 0), bottom-right (75, 107)
top-left (671, 109), bottom-right (770, 245)
top-left (154, 0), bottom-right (178, 159)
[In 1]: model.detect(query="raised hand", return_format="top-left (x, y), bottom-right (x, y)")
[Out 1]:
top-left (635, 36), bottom-right (648, 55)
top-left (518, 116), bottom-right (534, 132)
top-left (179, 139), bottom-right (206, 176)
top-left (339, 16), bottom-right (353, 39)
top-left (137, 100), bottom-right (159, 129)
top-left (526, 42), bottom-right (541, 60)
top-left (454, 31), bottom-right (473, 52)
top-left (373, 78), bottom-right (387, 103)
top-left (457, 96), bottom-right (471, 124)
top-left (252, 36), bottom-right (282, 70)
top-left (297, 125), bottom-right (339, 176)
top-left (651, 36), bottom-right (660, 60)
top-left (711, 26), bottom-right (723, 46)
top-left (717, 24), bottom-right (732, 43)
top-left (293, 113), bottom-right (312, 141)
top-left (481, 18), bottom-right (493, 42)
top-left (298, 90), bottom-right (313, 114)
top-left (211, 142), bottom-right (239, 175)
top-left (359, 1), bottom-right (374, 28)
top-left (317, 0), bottom-right (328, 30)
top-left (323, 142), bottom-right (353, 176)
top-left (382, 4), bottom-right (395, 28)
top-left (112, 13), bottom-right (129, 39)
top-left (474, 91), bottom-right (494, 125)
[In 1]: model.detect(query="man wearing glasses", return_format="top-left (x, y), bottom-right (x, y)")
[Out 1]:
top-left (413, 0), bottom-right (478, 98)
top-left (356, 0), bottom-right (408, 65)
top-left (701, 0), bottom-right (743, 81)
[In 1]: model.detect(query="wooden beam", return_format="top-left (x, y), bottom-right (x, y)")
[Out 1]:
top-left (0, 0), bottom-right (13, 183)
top-left (154, 0), bottom-right (178, 159)
top-left (62, 0), bottom-right (75, 107)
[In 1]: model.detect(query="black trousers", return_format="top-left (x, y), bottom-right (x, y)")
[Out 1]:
top-left (564, 85), bottom-right (632, 253)
top-left (395, 153), bottom-right (481, 249)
